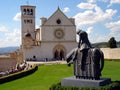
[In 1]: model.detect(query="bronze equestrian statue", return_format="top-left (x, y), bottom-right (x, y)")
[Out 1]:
top-left (66, 30), bottom-right (104, 80)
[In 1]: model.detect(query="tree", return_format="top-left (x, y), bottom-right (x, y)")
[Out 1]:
top-left (107, 37), bottom-right (117, 48)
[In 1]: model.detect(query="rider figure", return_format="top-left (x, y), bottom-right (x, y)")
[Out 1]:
top-left (77, 30), bottom-right (92, 50)
top-left (77, 30), bottom-right (92, 71)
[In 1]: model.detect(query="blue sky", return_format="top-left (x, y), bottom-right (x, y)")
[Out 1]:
top-left (0, 0), bottom-right (120, 47)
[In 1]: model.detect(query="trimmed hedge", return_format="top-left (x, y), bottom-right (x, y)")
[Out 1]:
top-left (0, 65), bottom-right (38, 84)
top-left (105, 59), bottom-right (120, 61)
top-left (49, 81), bottom-right (120, 90)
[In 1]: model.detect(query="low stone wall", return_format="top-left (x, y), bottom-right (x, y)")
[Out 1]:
top-left (0, 56), bottom-right (17, 72)
top-left (101, 48), bottom-right (120, 59)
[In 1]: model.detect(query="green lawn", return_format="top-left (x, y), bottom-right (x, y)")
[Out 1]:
top-left (0, 61), bottom-right (120, 90)
top-left (102, 61), bottom-right (120, 81)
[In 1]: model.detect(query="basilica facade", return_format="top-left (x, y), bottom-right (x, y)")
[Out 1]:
top-left (21, 5), bottom-right (77, 61)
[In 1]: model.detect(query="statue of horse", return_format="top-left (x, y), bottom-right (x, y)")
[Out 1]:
top-left (66, 47), bottom-right (104, 80)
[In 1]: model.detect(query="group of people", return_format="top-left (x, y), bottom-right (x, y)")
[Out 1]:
top-left (0, 61), bottom-right (32, 77)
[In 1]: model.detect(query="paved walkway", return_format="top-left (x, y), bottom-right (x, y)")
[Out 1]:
top-left (27, 61), bottom-right (67, 66)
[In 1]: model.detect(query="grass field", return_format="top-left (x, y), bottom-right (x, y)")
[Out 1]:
top-left (0, 61), bottom-right (120, 90)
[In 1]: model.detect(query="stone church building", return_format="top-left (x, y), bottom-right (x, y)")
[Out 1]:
top-left (21, 5), bottom-right (77, 61)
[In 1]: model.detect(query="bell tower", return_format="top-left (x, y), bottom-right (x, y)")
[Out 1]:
top-left (21, 5), bottom-right (36, 45)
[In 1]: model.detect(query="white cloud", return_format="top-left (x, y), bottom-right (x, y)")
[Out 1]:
top-left (13, 12), bottom-right (21, 21)
top-left (102, 0), bottom-right (108, 2)
top-left (74, 3), bottom-right (117, 27)
top-left (95, 35), bottom-right (110, 42)
top-left (5, 28), bottom-right (20, 38)
top-left (105, 20), bottom-right (120, 32)
top-left (77, 3), bottom-right (96, 9)
top-left (36, 25), bottom-right (39, 29)
top-left (90, 20), bottom-right (120, 43)
top-left (86, 27), bottom-right (94, 34)
top-left (108, 0), bottom-right (120, 7)
top-left (87, 0), bottom-right (96, 3)
top-left (0, 28), bottom-right (21, 47)
top-left (0, 25), bottom-right (8, 32)
top-left (103, 20), bottom-right (120, 42)
top-left (63, 7), bottom-right (70, 13)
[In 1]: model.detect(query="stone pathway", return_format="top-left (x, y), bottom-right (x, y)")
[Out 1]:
top-left (27, 61), bottom-right (67, 66)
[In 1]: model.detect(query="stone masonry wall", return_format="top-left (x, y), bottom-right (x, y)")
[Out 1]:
top-left (0, 56), bottom-right (17, 72)
top-left (101, 48), bottom-right (120, 59)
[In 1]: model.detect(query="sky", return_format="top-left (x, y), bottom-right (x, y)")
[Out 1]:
top-left (0, 0), bottom-right (120, 47)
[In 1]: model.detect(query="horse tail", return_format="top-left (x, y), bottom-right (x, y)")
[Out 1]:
top-left (99, 49), bottom-right (104, 72)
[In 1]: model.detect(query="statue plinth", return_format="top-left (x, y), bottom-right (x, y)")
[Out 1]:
top-left (61, 76), bottom-right (111, 87)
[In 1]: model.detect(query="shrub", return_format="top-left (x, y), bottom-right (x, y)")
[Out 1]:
top-left (49, 81), bottom-right (120, 90)
top-left (105, 59), bottom-right (120, 61)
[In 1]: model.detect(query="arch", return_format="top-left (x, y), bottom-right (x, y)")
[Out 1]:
top-left (30, 9), bottom-right (33, 15)
top-left (27, 9), bottom-right (30, 15)
top-left (23, 9), bottom-right (26, 15)
top-left (53, 44), bottom-right (66, 60)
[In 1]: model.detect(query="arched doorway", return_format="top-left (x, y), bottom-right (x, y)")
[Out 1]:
top-left (53, 44), bottom-right (66, 60)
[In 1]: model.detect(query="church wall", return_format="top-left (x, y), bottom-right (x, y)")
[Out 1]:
top-left (65, 27), bottom-right (76, 41)
top-left (23, 41), bottom-right (77, 61)
top-left (44, 11), bottom-right (74, 26)
top-left (40, 26), bottom-right (76, 41)
top-left (63, 42), bottom-right (77, 53)
top-left (23, 44), bottom-right (55, 60)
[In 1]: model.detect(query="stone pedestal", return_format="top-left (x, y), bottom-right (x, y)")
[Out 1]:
top-left (61, 76), bottom-right (111, 87)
